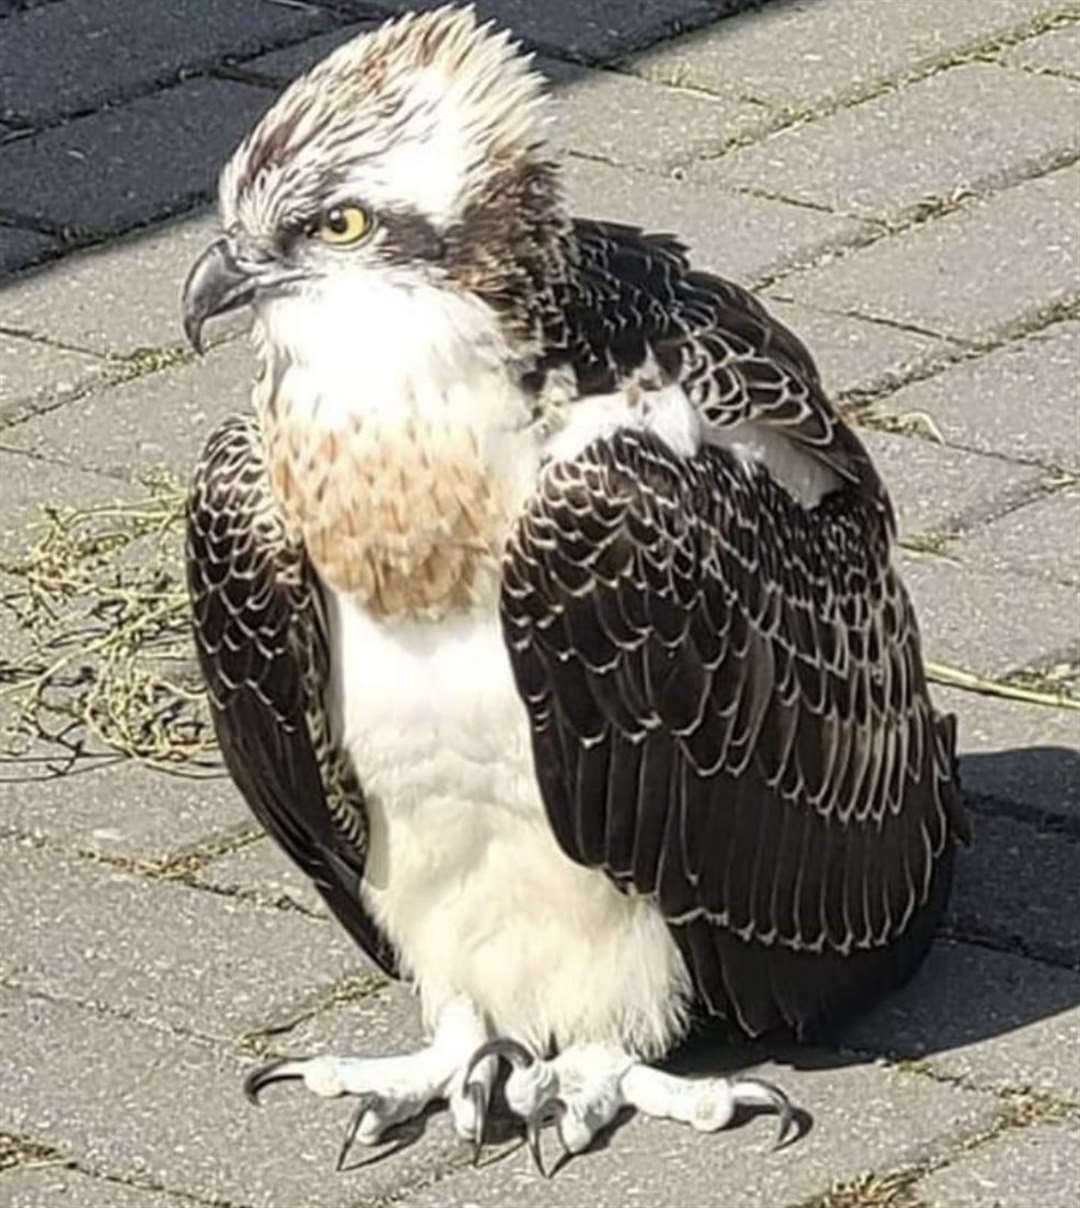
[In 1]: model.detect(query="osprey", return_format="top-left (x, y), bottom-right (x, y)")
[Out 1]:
top-left (181, 4), bottom-right (967, 1174)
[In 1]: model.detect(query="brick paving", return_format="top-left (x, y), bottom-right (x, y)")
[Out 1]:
top-left (1, 2), bottom-right (1078, 1206)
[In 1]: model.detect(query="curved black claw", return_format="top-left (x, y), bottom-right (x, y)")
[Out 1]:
top-left (243, 1057), bottom-right (302, 1106)
top-left (525, 1097), bottom-right (567, 1180)
top-left (335, 1091), bottom-right (384, 1171)
top-left (465, 1080), bottom-right (488, 1167)
top-left (463, 1037), bottom-right (535, 1088)
top-left (742, 1077), bottom-right (796, 1150)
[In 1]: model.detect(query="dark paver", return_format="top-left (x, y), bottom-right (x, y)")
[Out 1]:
top-left (0, 212), bottom-right (234, 359)
top-left (958, 487), bottom-right (1080, 586)
top-left (240, 20), bottom-right (392, 84)
top-left (0, 838), bottom-right (365, 1040)
top-left (0, 333), bottom-right (109, 415)
top-left (0, 226), bottom-right (56, 276)
top-left (1004, 21), bottom-right (1080, 79)
top-left (867, 321), bottom-right (1080, 473)
top-left (0, 988), bottom-right (471, 1208)
top-left (836, 941), bottom-right (1080, 1101)
top-left (0, 0), bottom-right (332, 125)
top-left (788, 162), bottom-right (1080, 344)
top-left (3, 340), bottom-right (252, 480)
top-left (359, 0), bottom-right (725, 62)
top-left (919, 1122), bottom-right (1080, 1208)
top-left (860, 430), bottom-right (1043, 539)
top-left (562, 156), bottom-right (872, 285)
top-left (0, 78), bottom-right (270, 235)
top-left (900, 552), bottom-right (1080, 675)
top-left (709, 64), bottom-right (1080, 222)
top-left (950, 811), bottom-right (1080, 969)
top-left (627, 0), bottom-right (1056, 109)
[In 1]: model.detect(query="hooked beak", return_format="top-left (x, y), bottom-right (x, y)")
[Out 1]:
top-left (181, 237), bottom-right (257, 355)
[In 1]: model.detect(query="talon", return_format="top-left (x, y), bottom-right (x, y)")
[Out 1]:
top-left (525, 1097), bottom-right (565, 1179)
top-left (335, 1091), bottom-right (384, 1171)
top-left (465, 1080), bottom-right (487, 1166)
top-left (243, 1057), bottom-right (301, 1105)
top-left (738, 1076), bottom-right (795, 1149)
top-left (464, 1037), bottom-right (535, 1087)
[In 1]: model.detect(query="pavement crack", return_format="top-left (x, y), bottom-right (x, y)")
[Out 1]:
top-left (0, 323), bottom-right (113, 361)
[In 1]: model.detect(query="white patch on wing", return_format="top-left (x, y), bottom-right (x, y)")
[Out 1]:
top-left (543, 384), bottom-right (702, 465)
top-left (707, 419), bottom-right (841, 507)
top-left (326, 594), bottom-right (692, 1060)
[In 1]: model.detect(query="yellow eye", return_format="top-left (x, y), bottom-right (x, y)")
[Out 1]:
top-left (314, 205), bottom-right (370, 246)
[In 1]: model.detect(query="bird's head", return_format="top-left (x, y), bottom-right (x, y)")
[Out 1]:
top-left (182, 5), bottom-right (563, 371)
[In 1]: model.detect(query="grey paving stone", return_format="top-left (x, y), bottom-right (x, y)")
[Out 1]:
top-left (958, 488), bottom-right (1080, 586)
top-left (836, 941), bottom-right (1080, 1102)
top-left (0, 988), bottom-right (466, 1208)
top-left (0, 225), bottom-right (56, 276)
top-left (919, 1121), bottom-right (1080, 1208)
top-left (766, 301), bottom-right (946, 398)
top-left (0, 0), bottom-right (331, 124)
top-left (3, 340), bottom-right (254, 481)
top-left (5, 1167), bottom-right (179, 1208)
top-left (358, 0), bottom-right (723, 62)
top-left (627, 0), bottom-right (1056, 109)
top-left (241, 20), bottom-right (389, 83)
top-left (790, 163), bottom-right (1080, 344)
top-left (708, 65), bottom-right (1080, 223)
top-left (0, 333), bottom-right (110, 416)
top-left (562, 157), bottom-right (872, 285)
top-left (860, 430), bottom-right (1044, 539)
top-left (0, 211), bottom-right (238, 360)
top-left (936, 683), bottom-right (1080, 821)
top-left (949, 811), bottom-right (1080, 969)
top-left (195, 834), bottom-right (329, 920)
top-left (0, 838), bottom-right (366, 1040)
top-left (1004, 21), bottom-right (1080, 79)
top-left (899, 552), bottom-right (1080, 676)
top-left (0, 78), bottom-right (270, 236)
top-left (867, 322), bottom-right (1080, 473)
top-left (391, 1044), bottom-right (996, 1208)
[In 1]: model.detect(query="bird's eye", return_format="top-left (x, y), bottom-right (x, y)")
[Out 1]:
top-left (314, 205), bottom-right (371, 246)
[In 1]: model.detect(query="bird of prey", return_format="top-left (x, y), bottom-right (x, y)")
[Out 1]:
top-left (181, 3), bottom-right (968, 1174)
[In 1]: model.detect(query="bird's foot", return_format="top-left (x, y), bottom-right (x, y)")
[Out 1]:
top-left (466, 1038), bottom-right (795, 1177)
top-left (243, 998), bottom-right (496, 1169)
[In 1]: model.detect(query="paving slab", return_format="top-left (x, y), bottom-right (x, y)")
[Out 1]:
top-left (1004, 21), bottom-right (1080, 79)
top-left (358, 0), bottom-right (723, 62)
top-left (0, 838), bottom-right (366, 1040)
top-left (706, 65), bottom-right (1080, 223)
top-left (787, 162), bottom-right (1080, 344)
top-left (0, 226), bottom-right (56, 276)
top-left (0, 989), bottom-right (473, 1208)
top-left (835, 940), bottom-right (1080, 1102)
top-left (949, 811), bottom-right (1080, 969)
top-left (3, 340), bottom-right (254, 481)
top-left (626, 0), bottom-right (1058, 109)
top-left (0, 211), bottom-right (239, 361)
top-left (918, 1121), bottom-right (1080, 1208)
top-left (195, 833), bottom-right (330, 920)
top-left (957, 487), bottom-right (1080, 587)
top-left (4, 1166), bottom-right (179, 1208)
top-left (0, 78), bottom-right (270, 236)
top-left (936, 683), bottom-right (1080, 822)
top-left (562, 156), bottom-right (872, 285)
top-left (860, 430), bottom-right (1044, 539)
top-left (0, 333), bottom-right (110, 417)
top-left (0, 752), bottom-right (252, 864)
top-left (866, 321), bottom-right (1080, 473)
top-left (900, 553), bottom-right (1080, 676)
top-left (0, 0), bottom-right (331, 125)
top-left (766, 301), bottom-right (946, 398)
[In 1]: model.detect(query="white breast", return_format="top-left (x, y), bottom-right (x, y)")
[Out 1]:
top-left (325, 592), bottom-right (692, 1060)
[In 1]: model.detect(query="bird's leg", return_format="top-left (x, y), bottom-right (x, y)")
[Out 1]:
top-left (244, 996), bottom-right (496, 1165)
top-left (467, 1039), bottom-right (794, 1176)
